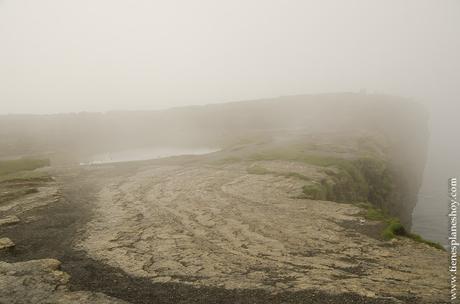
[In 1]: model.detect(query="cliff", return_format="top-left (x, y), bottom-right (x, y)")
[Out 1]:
top-left (0, 93), bottom-right (430, 228)
top-left (0, 94), bottom-right (447, 303)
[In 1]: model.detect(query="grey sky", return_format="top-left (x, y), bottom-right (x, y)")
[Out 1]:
top-left (1, 0), bottom-right (459, 114)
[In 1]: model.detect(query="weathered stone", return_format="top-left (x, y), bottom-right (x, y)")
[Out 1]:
top-left (0, 237), bottom-right (15, 250)
top-left (0, 259), bottom-right (128, 304)
top-left (77, 160), bottom-right (448, 303)
top-left (0, 215), bottom-right (20, 226)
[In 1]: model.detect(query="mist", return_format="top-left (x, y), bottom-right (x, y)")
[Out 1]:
top-left (0, 1), bottom-right (458, 302)
top-left (0, 1), bottom-right (458, 113)
top-left (1, 0), bottom-right (459, 230)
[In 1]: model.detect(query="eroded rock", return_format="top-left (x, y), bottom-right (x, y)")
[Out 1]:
top-left (77, 162), bottom-right (448, 303)
top-left (0, 215), bottom-right (20, 227)
top-left (0, 259), bottom-right (127, 304)
top-left (0, 237), bottom-right (15, 250)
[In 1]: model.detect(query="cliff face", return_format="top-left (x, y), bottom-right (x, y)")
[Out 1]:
top-left (0, 94), bottom-right (445, 303)
top-left (58, 130), bottom-right (444, 303)
top-left (377, 103), bottom-right (430, 229)
top-left (0, 93), bottom-right (429, 227)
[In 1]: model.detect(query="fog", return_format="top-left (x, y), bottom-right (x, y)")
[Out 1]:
top-left (0, 2), bottom-right (458, 299)
top-left (1, 1), bottom-right (459, 242)
top-left (0, 0), bottom-right (458, 113)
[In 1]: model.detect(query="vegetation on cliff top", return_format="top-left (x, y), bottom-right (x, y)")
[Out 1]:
top-left (295, 155), bottom-right (393, 208)
top-left (0, 158), bottom-right (50, 177)
top-left (0, 158), bottom-right (51, 203)
top-left (247, 165), bottom-right (312, 181)
top-left (246, 146), bottom-right (392, 207)
top-left (246, 147), bottom-right (443, 251)
top-left (357, 202), bottom-right (444, 250)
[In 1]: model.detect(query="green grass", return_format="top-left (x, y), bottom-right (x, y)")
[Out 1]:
top-left (406, 233), bottom-right (445, 250)
top-left (249, 150), bottom-right (354, 167)
top-left (282, 172), bottom-right (311, 181)
top-left (247, 165), bottom-right (312, 181)
top-left (247, 165), bottom-right (271, 175)
top-left (355, 203), bottom-right (445, 250)
top-left (0, 158), bottom-right (50, 186)
top-left (356, 202), bottom-right (390, 221)
top-left (381, 219), bottom-right (445, 250)
top-left (0, 158), bottom-right (50, 176)
top-left (246, 146), bottom-right (393, 208)
top-left (302, 183), bottom-right (327, 200)
top-left (0, 170), bottom-right (50, 183)
top-left (246, 146), bottom-right (445, 251)
top-left (363, 206), bottom-right (387, 221)
top-left (249, 148), bottom-right (392, 206)
top-left (0, 158), bottom-right (50, 203)
top-left (0, 187), bottom-right (40, 203)
top-left (212, 156), bottom-right (243, 165)
top-left (381, 218), bottom-right (406, 240)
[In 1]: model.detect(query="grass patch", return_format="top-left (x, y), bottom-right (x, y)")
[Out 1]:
top-left (282, 172), bottom-right (311, 181)
top-left (356, 202), bottom-right (390, 222)
top-left (0, 170), bottom-right (50, 183)
top-left (364, 207), bottom-right (387, 221)
top-left (381, 218), bottom-right (406, 240)
top-left (302, 184), bottom-right (327, 200)
top-left (0, 187), bottom-right (39, 203)
top-left (0, 158), bottom-right (50, 176)
top-left (406, 233), bottom-right (445, 250)
top-left (247, 165), bottom-right (271, 175)
top-left (249, 149), bottom-right (392, 206)
top-left (0, 158), bottom-right (51, 203)
top-left (246, 146), bottom-right (444, 251)
top-left (212, 156), bottom-right (243, 165)
top-left (319, 157), bottom-right (393, 206)
top-left (355, 203), bottom-right (445, 250)
top-left (247, 165), bottom-right (311, 181)
top-left (249, 150), bottom-right (354, 167)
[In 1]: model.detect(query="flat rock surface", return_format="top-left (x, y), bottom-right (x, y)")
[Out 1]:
top-left (0, 237), bottom-right (14, 250)
top-left (0, 185), bottom-right (60, 214)
top-left (76, 161), bottom-right (448, 303)
top-left (0, 215), bottom-right (20, 227)
top-left (0, 258), bottom-right (127, 304)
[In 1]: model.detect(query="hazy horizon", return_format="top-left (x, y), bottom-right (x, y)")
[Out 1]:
top-left (0, 91), bottom-right (418, 116)
top-left (1, 0), bottom-right (459, 115)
